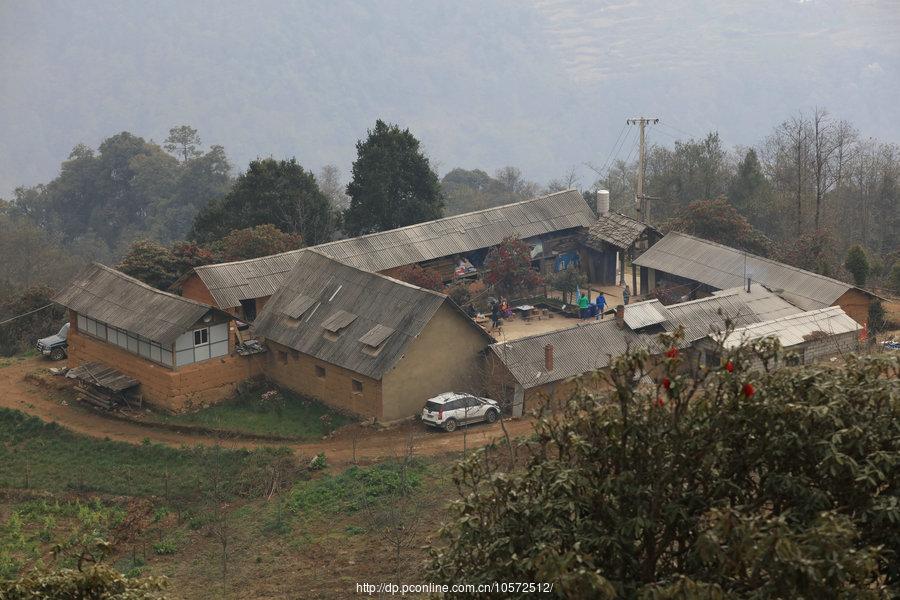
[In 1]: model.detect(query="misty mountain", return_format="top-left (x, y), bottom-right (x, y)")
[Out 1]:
top-left (1, 0), bottom-right (898, 197)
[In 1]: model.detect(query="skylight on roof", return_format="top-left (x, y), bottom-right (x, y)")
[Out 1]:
top-left (322, 309), bottom-right (358, 333)
top-left (359, 324), bottom-right (394, 348)
top-left (283, 295), bottom-right (316, 319)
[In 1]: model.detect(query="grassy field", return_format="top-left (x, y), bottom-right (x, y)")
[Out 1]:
top-left (145, 384), bottom-right (355, 440)
top-left (0, 406), bottom-right (457, 597)
top-left (0, 407), bottom-right (291, 498)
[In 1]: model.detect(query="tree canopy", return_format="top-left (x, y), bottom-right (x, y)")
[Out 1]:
top-left (664, 198), bottom-right (774, 256)
top-left (213, 224), bottom-right (303, 262)
top-left (391, 264), bottom-right (445, 292)
top-left (845, 245), bottom-right (870, 286)
top-left (482, 237), bottom-right (543, 297)
top-left (431, 340), bottom-right (900, 598)
top-left (4, 129), bottom-right (231, 252)
top-left (190, 158), bottom-right (333, 246)
top-left (344, 120), bottom-right (443, 236)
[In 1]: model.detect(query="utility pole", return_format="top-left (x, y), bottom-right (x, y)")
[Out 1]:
top-left (627, 117), bottom-right (659, 222)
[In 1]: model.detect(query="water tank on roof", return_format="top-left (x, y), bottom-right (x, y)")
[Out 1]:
top-left (596, 189), bottom-right (610, 216)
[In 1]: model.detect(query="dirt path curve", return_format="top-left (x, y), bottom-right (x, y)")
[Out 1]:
top-left (0, 358), bottom-right (536, 464)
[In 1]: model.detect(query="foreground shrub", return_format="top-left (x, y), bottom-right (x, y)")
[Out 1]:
top-left (430, 339), bottom-right (899, 598)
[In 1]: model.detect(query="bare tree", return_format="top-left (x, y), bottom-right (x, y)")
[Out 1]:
top-left (360, 431), bottom-right (425, 578)
top-left (546, 166), bottom-right (580, 193)
top-left (318, 164), bottom-right (350, 211)
top-left (764, 112), bottom-right (811, 237)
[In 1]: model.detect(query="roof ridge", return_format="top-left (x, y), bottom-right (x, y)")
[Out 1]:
top-left (311, 188), bottom-right (585, 250)
top-left (665, 231), bottom-right (852, 288)
top-left (303, 248), bottom-right (448, 299)
top-left (730, 305), bottom-right (844, 332)
top-left (193, 248), bottom-right (306, 272)
top-left (490, 319), bottom-right (618, 348)
top-left (190, 189), bottom-right (587, 274)
top-left (91, 263), bottom-right (213, 309)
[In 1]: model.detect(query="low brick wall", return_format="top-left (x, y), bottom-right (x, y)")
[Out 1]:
top-left (67, 329), bottom-right (264, 412)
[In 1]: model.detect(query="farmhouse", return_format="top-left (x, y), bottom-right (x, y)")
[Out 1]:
top-left (50, 199), bottom-right (874, 423)
top-left (53, 263), bottom-right (262, 411)
top-left (174, 189), bottom-right (598, 317)
top-left (633, 231), bottom-right (878, 322)
top-left (252, 249), bottom-right (493, 422)
top-left (695, 306), bottom-right (861, 369)
top-left (487, 315), bottom-right (664, 415)
top-left (487, 284), bottom-right (807, 411)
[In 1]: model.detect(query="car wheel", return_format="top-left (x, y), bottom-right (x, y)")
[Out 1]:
top-left (485, 409), bottom-right (499, 424)
top-left (443, 418), bottom-right (458, 432)
top-left (50, 347), bottom-right (66, 361)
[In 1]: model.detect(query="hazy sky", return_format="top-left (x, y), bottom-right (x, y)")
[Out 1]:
top-left (1, 0), bottom-right (898, 195)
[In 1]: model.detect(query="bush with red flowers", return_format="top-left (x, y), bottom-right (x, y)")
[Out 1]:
top-left (432, 340), bottom-right (900, 598)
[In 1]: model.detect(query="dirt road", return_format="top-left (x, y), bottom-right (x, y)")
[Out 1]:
top-left (0, 357), bottom-right (535, 464)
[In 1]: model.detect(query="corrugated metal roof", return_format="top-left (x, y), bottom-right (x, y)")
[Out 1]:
top-left (663, 285), bottom-right (803, 342)
top-left (583, 212), bottom-right (657, 250)
top-left (252, 249), bottom-right (488, 379)
top-left (53, 263), bottom-right (217, 345)
top-left (633, 231), bottom-right (858, 310)
top-left (314, 188), bottom-right (595, 271)
top-left (191, 189), bottom-right (596, 308)
top-left (190, 249), bottom-right (306, 309)
top-left (491, 284), bottom-right (805, 388)
top-left (720, 306), bottom-right (860, 349)
top-left (623, 299), bottom-right (671, 329)
top-left (489, 320), bottom-right (664, 388)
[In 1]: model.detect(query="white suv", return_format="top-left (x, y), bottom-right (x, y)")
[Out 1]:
top-left (421, 392), bottom-right (500, 432)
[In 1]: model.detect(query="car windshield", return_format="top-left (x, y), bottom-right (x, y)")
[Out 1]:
top-left (424, 401), bottom-right (443, 412)
top-left (58, 323), bottom-right (69, 339)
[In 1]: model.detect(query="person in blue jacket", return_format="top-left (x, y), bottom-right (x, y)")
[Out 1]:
top-left (595, 291), bottom-right (607, 319)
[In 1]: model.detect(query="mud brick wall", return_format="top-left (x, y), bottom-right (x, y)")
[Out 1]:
top-left (67, 325), bottom-right (263, 412)
top-left (264, 341), bottom-right (382, 420)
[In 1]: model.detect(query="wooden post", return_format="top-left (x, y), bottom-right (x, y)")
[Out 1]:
top-left (630, 249), bottom-right (638, 297)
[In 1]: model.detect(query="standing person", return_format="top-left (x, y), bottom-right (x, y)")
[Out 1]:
top-left (623, 285), bottom-right (631, 306)
top-left (578, 291), bottom-right (590, 319)
top-left (490, 301), bottom-right (501, 330)
top-left (595, 291), bottom-right (607, 320)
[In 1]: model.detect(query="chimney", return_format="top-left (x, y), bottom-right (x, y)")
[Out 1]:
top-left (615, 304), bottom-right (625, 328)
top-left (596, 189), bottom-right (610, 217)
top-left (544, 343), bottom-right (554, 371)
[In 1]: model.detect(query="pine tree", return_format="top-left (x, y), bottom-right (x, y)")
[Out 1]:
top-left (344, 120), bottom-right (443, 236)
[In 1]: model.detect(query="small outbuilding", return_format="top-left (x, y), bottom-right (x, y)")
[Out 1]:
top-left (696, 305), bottom-right (862, 369)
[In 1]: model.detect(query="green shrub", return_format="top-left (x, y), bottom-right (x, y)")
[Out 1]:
top-left (152, 538), bottom-right (178, 556)
top-left (286, 461), bottom-right (425, 515)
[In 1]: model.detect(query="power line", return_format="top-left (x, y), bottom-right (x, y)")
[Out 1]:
top-left (658, 121), bottom-right (700, 140)
top-left (598, 123), bottom-right (628, 176)
top-left (648, 124), bottom-right (680, 140)
top-left (0, 303), bottom-right (55, 327)
top-left (622, 132), bottom-right (641, 167)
